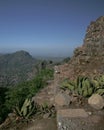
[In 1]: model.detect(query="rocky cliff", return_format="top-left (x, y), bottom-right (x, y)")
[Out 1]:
top-left (55, 16), bottom-right (104, 81)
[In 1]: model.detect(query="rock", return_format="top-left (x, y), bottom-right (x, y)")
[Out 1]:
top-left (55, 92), bottom-right (71, 107)
top-left (43, 113), bottom-right (50, 119)
top-left (8, 113), bottom-right (16, 120)
top-left (54, 16), bottom-right (104, 82)
top-left (87, 111), bottom-right (92, 116)
top-left (57, 109), bottom-right (88, 118)
top-left (54, 66), bottom-right (60, 74)
top-left (88, 94), bottom-right (104, 110)
top-left (57, 109), bottom-right (89, 130)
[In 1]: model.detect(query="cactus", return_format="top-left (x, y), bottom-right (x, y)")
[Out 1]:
top-left (77, 76), bottom-right (84, 95)
top-left (82, 79), bottom-right (94, 97)
top-left (92, 75), bottom-right (104, 96)
top-left (92, 79), bottom-right (99, 89)
top-left (37, 104), bottom-right (56, 117)
top-left (61, 76), bottom-right (94, 97)
top-left (61, 75), bottom-right (104, 97)
top-left (77, 76), bottom-right (94, 97)
top-left (61, 79), bottom-right (75, 91)
top-left (15, 98), bottom-right (35, 119)
top-left (95, 88), bottom-right (104, 96)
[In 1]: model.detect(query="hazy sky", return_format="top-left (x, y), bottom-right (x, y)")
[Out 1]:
top-left (0, 0), bottom-right (104, 57)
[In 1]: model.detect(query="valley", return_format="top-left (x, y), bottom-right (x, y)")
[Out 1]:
top-left (0, 16), bottom-right (104, 130)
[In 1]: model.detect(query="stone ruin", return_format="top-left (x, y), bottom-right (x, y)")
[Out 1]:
top-left (55, 16), bottom-right (104, 81)
top-left (77, 16), bottom-right (104, 57)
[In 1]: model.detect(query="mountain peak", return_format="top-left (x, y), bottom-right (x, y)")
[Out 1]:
top-left (14, 50), bottom-right (32, 57)
top-left (0, 50), bottom-right (37, 86)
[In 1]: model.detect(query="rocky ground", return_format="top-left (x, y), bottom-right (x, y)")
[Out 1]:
top-left (0, 78), bottom-right (104, 130)
top-left (0, 80), bottom-right (57, 130)
top-left (56, 95), bottom-right (104, 130)
top-left (54, 16), bottom-right (104, 130)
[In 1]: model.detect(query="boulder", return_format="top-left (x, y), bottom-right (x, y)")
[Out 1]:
top-left (88, 94), bottom-right (104, 110)
top-left (55, 92), bottom-right (70, 107)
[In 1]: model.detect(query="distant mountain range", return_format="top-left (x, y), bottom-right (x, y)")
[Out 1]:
top-left (0, 50), bottom-right (69, 87)
top-left (0, 50), bottom-right (38, 87)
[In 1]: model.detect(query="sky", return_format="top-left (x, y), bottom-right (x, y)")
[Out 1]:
top-left (0, 0), bottom-right (104, 57)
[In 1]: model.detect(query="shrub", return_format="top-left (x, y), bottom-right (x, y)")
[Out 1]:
top-left (14, 98), bottom-right (36, 119)
top-left (3, 68), bottom-right (54, 122)
top-left (0, 87), bottom-right (9, 124)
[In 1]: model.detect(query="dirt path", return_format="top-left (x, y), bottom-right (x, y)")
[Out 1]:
top-left (33, 80), bottom-right (55, 105)
top-left (1, 77), bottom-right (104, 130)
top-left (33, 76), bottom-right (104, 130)
top-left (25, 118), bottom-right (57, 130)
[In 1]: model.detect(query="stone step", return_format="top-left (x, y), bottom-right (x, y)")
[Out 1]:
top-left (57, 109), bottom-right (89, 130)
top-left (57, 109), bottom-right (88, 118)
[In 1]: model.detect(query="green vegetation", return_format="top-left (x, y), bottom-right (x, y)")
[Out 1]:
top-left (61, 78), bottom-right (76, 91)
top-left (14, 98), bottom-right (36, 119)
top-left (77, 76), bottom-right (94, 97)
top-left (92, 75), bottom-right (104, 95)
top-left (0, 87), bottom-right (9, 123)
top-left (37, 103), bottom-right (56, 118)
top-left (0, 68), bottom-right (54, 124)
top-left (0, 50), bottom-right (37, 87)
top-left (61, 75), bottom-right (104, 97)
top-left (14, 99), bottom-right (56, 120)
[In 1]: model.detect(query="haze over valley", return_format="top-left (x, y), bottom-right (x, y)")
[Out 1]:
top-left (0, 0), bottom-right (104, 57)
top-left (0, 0), bottom-right (104, 130)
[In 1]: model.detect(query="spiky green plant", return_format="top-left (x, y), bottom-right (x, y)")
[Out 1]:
top-left (78, 77), bottom-right (94, 97)
top-left (60, 75), bottom-right (104, 97)
top-left (92, 75), bottom-right (104, 96)
top-left (37, 104), bottom-right (56, 118)
top-left (61, 76), bottom-right (94, 97)
top-left (14, 98), bottom-right (36, 119)
top-left (60, 78), bottom-right (76, 92)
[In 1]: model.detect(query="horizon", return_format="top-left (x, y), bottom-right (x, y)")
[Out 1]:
top-left (0, 0), bottom-right (104, 57)
top-left (0, 49), bottom-right (69, 58)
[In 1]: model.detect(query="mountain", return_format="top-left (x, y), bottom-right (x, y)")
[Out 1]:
top-left (0, 50), bottom-right (37, 87)
top-left (55, 16), bottom-right (104, 80)
top-left (0, 53), bottom-right (2, 55)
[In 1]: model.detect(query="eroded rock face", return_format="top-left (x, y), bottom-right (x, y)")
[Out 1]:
top-left (88, 94), bottom-right (104, 110)
top-left (74, 16), bottom-right (104, 57)
top-left (55, 16), bottom-right (104, 81)
top-left (83, 16), bottom-right (104, 56)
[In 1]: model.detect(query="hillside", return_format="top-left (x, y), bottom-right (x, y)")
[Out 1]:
top-left (56, 16), bottom-right (104, 81)
top-left (0, 16), bottom-right (104, 130)
top-left (0, 50), bottom-right (37, 87)
top-left (53, 16), bottom-right (104, 130)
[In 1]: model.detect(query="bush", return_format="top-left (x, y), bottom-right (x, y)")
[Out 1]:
top-left (4, 69), bottom-right (54, 120)
top-left (0, 87), bottom-right (9, 123)
top-left (14, 98), bottom-right (36, 119)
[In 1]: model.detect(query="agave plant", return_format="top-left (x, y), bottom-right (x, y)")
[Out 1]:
top-left (36, 103), bottom-right (56, 118)
top-left (14, 98), bottom-right (36, 119)
top-left (77, 76), bottom-right (94, 97)
top-left (60, 76), bottom-right (95, 97)
top-left (60, 78), bottom-right (76, 92)
top-left (92, 75), bottom-right (104, 96)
